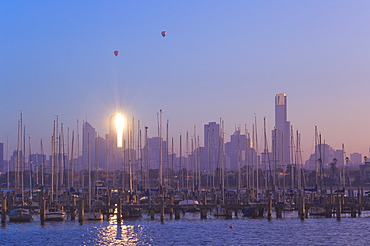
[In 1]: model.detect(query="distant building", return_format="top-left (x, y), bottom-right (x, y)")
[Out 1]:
top-left (360, 160), bottom-right (370, 182)
top-left (305, 143), bottom-right (335, 170)
top-left (95, 136), bottom-right (106, 170)
top-left (203, 122), bottom-right (220, 171)
top-left (0, 143), bottom-right (3, 172)
top-left (333, 149), bottom-right (345, 167)
top-left (225, 130), bottom-right (247, 170)
top-left (272, 94), bottom-right (291, 167)
top-left (82, 121), bottom-right (96, 171)
top-left (145, 137), bottom-right (167, 170)
top-left (350, 153), bottom-right (362, 166)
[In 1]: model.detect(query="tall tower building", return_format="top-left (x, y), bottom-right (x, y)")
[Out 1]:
top-left (0, 143), bottom-right (3, 172)
top-left (82, 121), bottom-right (96, 171)
top-left (203, 122), bottom-right (220, 171)
top-left (273, 93), bottom-right (291, 166)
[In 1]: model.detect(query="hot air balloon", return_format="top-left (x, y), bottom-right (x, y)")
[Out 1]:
top-left (114, 50), bottom-right (119, 56)
top-left (161, 31), bottom-right (167, 37)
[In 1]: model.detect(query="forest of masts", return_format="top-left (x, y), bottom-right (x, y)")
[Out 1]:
top-left (2, 112), bottom-right (351, 200)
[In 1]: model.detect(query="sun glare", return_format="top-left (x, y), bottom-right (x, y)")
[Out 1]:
top-left (115, 113), bottom-right (125, 147)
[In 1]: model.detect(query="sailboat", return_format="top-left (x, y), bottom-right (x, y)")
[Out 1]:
top-left (84, 132), bottom-right (103, 221)
top-left (45, 205), bottom-right (66, 221)
top-left (212, 204), bottom-right (227, 216)
top-left (9, 208), bottom-right (33, 222)
top-left (85, 209), bottom-right (104, 220)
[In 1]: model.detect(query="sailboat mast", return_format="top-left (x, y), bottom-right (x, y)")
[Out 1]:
top-left (71, 131), bottom-right (75, 189)
top-left (22, 125), bottom-right (25, 205)
top-left (40, 139), bottom-right (45, 188)
top-left (171, 137), bottom-right (174, 189)
top-left (166, 120), bottom-right (169, 188)
top-left (28, 136), bottom-right (32, 194)
top-left (76, 120), bottom-right (80, 190)
top-left (179, 134), bottom-right (182, 190)
top-left (314, 126), bottom-right (319, 187)
top-left (192, 136), bottom-right (195, 190)
top-left (7, 135), bottom-right (9, 190)
top-left (220, 119), bottom-right (225, 203)
top-left (158, 111), bottom-right (163, 188)
top-left (237, 127), bottom-right (241, 192)
top-left (254, 116), bottom-right (259, 199)
top-left (342, 143), bottom-right (346, 188)
top-left (186, 131), bottom-right (189, 191)
top-left (144, 126), bottom-right (149, 191)
top-left (88, 133), bottom-right (91, 209)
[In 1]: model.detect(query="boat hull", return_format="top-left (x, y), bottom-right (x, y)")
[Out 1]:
top-left (85, 211), bottom-right (103, 220)
top-left (45, 212), bottom-right (66, 221)
top-left (9, 209), bottom-right (33, 222)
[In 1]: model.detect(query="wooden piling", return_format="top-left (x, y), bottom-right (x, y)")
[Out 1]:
top-left (40, 198), bottom-right (46, 223)
top-left (325, 207), bottom-right (332, 218)
top-left (1, 197), bottom-right (7, 223)
top-left (106, 189), bottom-right (111, 206)
top-left (71, 196), bottom-right (77, 220)
top-left (276, 205), bottom-right (282, 219)
top-left (122, 206), bottom-right (130, 219)
top-left (351, 205), bottom-right (356, 218)
top-left (150, 208), bottom-right (156, 220)
top-left (169, 195), bottom-right (174, 219)
top-left (117, 198), bottom-right (122, 224)
top-left (356, 187), bottom-right (362, 216)
top-left (336, 195), bottom-right (342, 221)
top-left (226, 209), bottom-right (233, 219)
top-left (268, 195), bottom-right (273, 221)
top-left (78, 199), bottom-right (84, 223)
top-left (299, 193), bottom-right (305, 221)
top-left (174, 208), bottom-right (181, 220)
top-left (160, 196), bottom-right (165, 222)
top-left (200, 209), bottom-right (207, 219)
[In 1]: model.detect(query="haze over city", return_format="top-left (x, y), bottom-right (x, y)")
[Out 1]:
top-left (2, 1), bottom-right (370, 161)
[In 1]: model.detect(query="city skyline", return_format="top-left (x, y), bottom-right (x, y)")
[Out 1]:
top-left (0, 107), bottom-right (365, 174)
top-left (2, 2), bottom-right (370, 161)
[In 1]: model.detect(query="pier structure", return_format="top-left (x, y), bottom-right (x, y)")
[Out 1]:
top-left (0, 186), bottom-right (369, 223)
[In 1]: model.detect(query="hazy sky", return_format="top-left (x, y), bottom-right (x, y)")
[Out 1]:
top-left (1, 1), bottom-right (370, 161)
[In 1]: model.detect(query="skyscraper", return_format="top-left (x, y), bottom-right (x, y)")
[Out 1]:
top-left (272, 93), bottom-right (291, 166)
top-left (203, 122), bottom-right (220, 171)
top-left (82, 121), bottom-right (96, 171)
top-left (0, 143), bottom-right (3, 172)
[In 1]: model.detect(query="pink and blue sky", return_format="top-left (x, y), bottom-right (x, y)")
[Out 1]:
top-left (1, 1), bottom-right (370, 160)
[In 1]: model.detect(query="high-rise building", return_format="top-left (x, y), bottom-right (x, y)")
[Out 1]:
top-left (0, 143), bottom-right (3, 172)
top-left (272, 93), bottom-right (291, 166)
top-left (82, 121), bottom-right (96, 171)
top-left (225, 130), bottom-right (247, 170)
top-left (350, 152), bottom-right (362, 166)
top-left (106, 114), bottom-right (124, 171)
top-left (203, 122), bottom-right (220, 171)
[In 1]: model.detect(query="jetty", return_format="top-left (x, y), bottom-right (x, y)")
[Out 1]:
top-left (1, 186), bottom-right (370, 224)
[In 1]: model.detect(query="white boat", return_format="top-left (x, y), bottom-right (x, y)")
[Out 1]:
top-left (9, 208), bottom-right (33, 222)
top-left (179, 199), bottom-right (201, 212)
top-left (212, 205), bottom-right (227, 216)
top-left (45, 207), bottom-right (66, 221)
top-left (309, 206), bottom-right (326, 216)
top-left (85, 211), bottom-right (103, 220)
top-left (178, 199), bottom-right (201, 205)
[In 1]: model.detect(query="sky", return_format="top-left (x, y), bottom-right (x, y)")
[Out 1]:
top-left (1, 1), bottom-right (370, 161)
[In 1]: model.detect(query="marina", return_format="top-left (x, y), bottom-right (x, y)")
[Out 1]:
top-left (1, 186), bottom-right (370, 224)
top-left (2, 206), bottom-right (370, 245)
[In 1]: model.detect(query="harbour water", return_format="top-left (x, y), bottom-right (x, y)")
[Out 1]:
top-left (2, 212), bottom-right (370, 245)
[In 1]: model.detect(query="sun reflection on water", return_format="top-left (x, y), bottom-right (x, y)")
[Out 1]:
top-left (90, 220), bottom-right (146, 245)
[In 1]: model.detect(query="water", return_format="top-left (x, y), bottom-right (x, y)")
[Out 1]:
top-left (2, 212), bottom-right (370, 245)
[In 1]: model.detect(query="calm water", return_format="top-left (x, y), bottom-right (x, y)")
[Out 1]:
top-left (2, 212), bottom-right (370, 246)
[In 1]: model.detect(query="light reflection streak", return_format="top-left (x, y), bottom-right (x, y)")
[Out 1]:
top-left (92, 220), bottom-right (144, 245)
